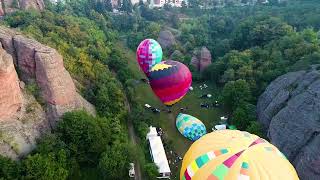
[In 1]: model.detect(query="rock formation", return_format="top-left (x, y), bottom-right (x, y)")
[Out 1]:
top-left (0, 0), bottom-right (45, 16)
top-left (0, 26), bottom-right (95, 159)
top-left (257, 66), bottom-right (320, 180)
top-left (0, 47), bottom-right (22, 120)
top-left (157, 30), bottom-right (176, 49)
top-left (190, 47), bottom-right (212, 72)
top-left (0, 91), bottom-right (49, 160)
top-left (0, 44), bottom-right (48, 160)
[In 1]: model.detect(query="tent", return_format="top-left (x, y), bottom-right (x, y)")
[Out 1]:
top-left (146, 126), bottom-right (171, 179)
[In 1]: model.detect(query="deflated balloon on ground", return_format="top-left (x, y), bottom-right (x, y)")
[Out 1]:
top-left (176, 113), bottom-right (206, 141)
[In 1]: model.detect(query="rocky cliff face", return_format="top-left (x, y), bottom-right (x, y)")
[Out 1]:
top-left (0, 47), bottom-right (22, 120)
top-left (0, 0), bottom-right (45, 16)
top-left (0, 26), bottom-right (95, 159)
top-left (157, 30), bottom-right (176, 49)
top-left (257, 66), bottom-right (320, 180)
top-left (190, 47), bottom-right (212, 72)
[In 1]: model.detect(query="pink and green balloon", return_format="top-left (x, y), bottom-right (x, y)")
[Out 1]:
top-left (136, 39), bottom-right (163, 74)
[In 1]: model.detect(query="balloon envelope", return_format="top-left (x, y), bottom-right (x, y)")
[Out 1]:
top-left (148, 60), bottom-right (192, 106)
top-left (180, 130), bottom-right (299, 180)
top-left (176, 113), bottom-right (206, 141)
top-left (136, 39), bottom-right (163, 74)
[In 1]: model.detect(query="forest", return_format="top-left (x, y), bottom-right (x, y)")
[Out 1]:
top-left (1, 0), bottom-right (320, 179)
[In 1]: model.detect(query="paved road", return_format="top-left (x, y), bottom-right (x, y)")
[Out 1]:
top-left (125, 96), bottom-right (142, 180)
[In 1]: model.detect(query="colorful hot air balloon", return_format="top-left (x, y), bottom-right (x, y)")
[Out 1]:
top-left (148, 60), bottom-right (192, 106)
top-left (176, 113), bottom-right (206, 141)
top-left (136, 39), bottom-right (163, 74)
top-left (180, 130), bottom-right (299, 180)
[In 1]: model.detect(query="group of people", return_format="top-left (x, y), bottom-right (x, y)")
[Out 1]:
top-left (199, 84), bottom-right (208, 90)
top-left (200, 101), bottom-right (220, 109)
top-left (180, 107), bottom-right (189, 112)
top-left (168, 150), bottom-right (183, 165)
top-left (168, 150), bottom-right (183, 179)
top-left (156, 127), bottom-right (164, 136)
top-left (158, 127), bottom-right (182, 179)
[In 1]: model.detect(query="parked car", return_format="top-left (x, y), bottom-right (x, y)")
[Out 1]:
top-left (145, 104), bottom-right (151, 108)
top-left (199, 94), bottom-right (207, 98)
top-left (129, 163), bottom-right (135, 178)
top-left (141, 78), bottom-right (149, 84)
top-left (151, 108), bottom-right (160, 113)
top-left (200, 103), bottom-right (210, 108)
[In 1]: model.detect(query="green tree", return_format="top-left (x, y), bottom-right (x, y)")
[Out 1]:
top-left (188, 0), bottom-right (200, 8)
top-left (0, 156), bottom-right (20, 180)
top-left (56, 111), bottom-right (110, 164)
top-left (231, 103), bottom-right (256, 130)
top-left (121, 0), bottom-right (133, 13)
top-left (106, 0), bottom-right (113, 12)
top-left (232, 106), bottom-right (249, 130)
top-left (202, 61), bottom-right (226, 82)
top-left (144, 163), bottom-right (159, 180)
top-left (95, 81), bottom-right (125, 117)
top-left (233, 16), bottom-right (293, 50)
top-left (145, 22), bottom-right (161, 39)
top-left (246, 121), bottom-right (264, 138)
top-left (222, 79), bottom-right (252, 110)
top-left (22, 151), bottom-right (68, 180)
top-left (117, 67), bottom-right (135, 83)
top-left (98, 144), bottom-right (129, 180)
top-left (12, 0), bottom-right (19, 8)
top-left (35, 134), bottom-right (68, 155)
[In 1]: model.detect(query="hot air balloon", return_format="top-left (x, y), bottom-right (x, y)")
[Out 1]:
top-left (176, 113), bottom-right (206, 141)
top-left (180, 130), bottom-right (299, 180)
top-left (148, 60), bottom-right (192, 106)
top-left (136, 39), bottom-right (163, 74)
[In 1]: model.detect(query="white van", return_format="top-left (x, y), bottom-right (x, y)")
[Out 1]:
top-left (129, 163), bottom-right (135, 178)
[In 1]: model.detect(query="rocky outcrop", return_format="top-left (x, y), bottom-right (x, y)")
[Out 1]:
top-left (190, 47), bottom-right (212, 72)
top-left (19, 0), bottom-right (45, 10)
top-left (257, 66), bottom-right (320, 180)
top-left (34, 46), bottom-right (76, 105)
top-left (0, 26), bottom-right (95, 159)
top-left (157, 30), bottom-right (176, 49)
top-left (0, 91), bottom-right (49, 160)
top-left (14, 35), bottom-right (42, 81)
top-left (0, 45), bottom-right (48, 159)
top-left (0, 0), bottom-right (45, 16)
top-left (0, 47), bottom-right (22, 120)
top-left (0, 27), bottom-right (19, 65)
top-left (0, 26), bottom-right (95, 122)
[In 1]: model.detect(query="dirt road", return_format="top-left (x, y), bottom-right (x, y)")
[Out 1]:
top-left (125, 96), bottom-right (142, 180)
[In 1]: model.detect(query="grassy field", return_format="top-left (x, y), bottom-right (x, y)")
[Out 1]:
top-left (122, 42), bottom-right (226, 155)
top-left (133, 82), bottom-right (225, 155)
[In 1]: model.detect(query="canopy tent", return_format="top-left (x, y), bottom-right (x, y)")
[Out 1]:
top-left (147, 127), bottom-right (171, 178)
top-left (214, 124), bottom-right (227, 130)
